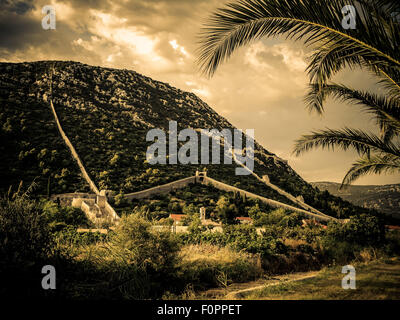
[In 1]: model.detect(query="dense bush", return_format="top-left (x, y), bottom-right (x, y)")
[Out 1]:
top-left (253, 208), bottom-right (303, 228)
top-left (42, 200), bottom-right (91, 228)
top-left (321, 214), bottom-right (386, 263)
top-left (324, 214), bottom-right (385, 246)
top-left (92, 214), bottom-right (182, 298)
top-left (178, 224), bottom-right (288, 258)
top-left (55, 227), bottom-right (107, 246)
top-left (0, 191), bottom-right (58, 298)
top-left (110, 214), bottom-right (180, 272)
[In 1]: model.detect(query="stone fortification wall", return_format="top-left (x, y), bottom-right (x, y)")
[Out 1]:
top-left (120, 173), bottom-right (335, 222)
top-left (124, 176), bottom-right (197, 201)
top-left (49, 100), bottom-right (100, 195)
top-left (201, 176), bottom-right (335, 222)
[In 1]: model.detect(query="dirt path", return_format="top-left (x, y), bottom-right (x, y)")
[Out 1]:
top-left (198, 270), bottom-right (320, 300)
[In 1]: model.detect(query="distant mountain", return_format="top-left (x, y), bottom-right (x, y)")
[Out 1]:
top-left (0, 60), bottom-right (373, 219)
top-left (311, 182), bottom-right (400, 218)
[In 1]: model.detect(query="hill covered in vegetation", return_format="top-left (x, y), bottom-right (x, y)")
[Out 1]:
top-left (1, 61), bottom-right (399, 300)
top-left (311, 182), bottom-right (400, 219)
top-left (0, 60), bottom-right (375, 219)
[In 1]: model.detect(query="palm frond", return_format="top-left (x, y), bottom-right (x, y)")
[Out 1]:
top-left (341, 153), bottom-right (400, 186)
top-left (305, 83), bottom-right (400, 142)
top-left (198, 0), bottom-right (400, 77)
top-left (376, 67), bottom-right (400, 101)
top-left (369, 0), bottom-right (400, 13)
top-left (305, 1), bottom-right (400, 88)
top-left (293, 127), bottom-right (400, 157)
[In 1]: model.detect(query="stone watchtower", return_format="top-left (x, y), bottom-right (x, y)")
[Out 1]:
top-left (199, 207), bottom-right (206, 221)
top-left (195, 170), bottom-right (207, 183)
top-left (97, 190), bottom-right (117, 208)
top-left (96, 190), bottom-right (108, 208)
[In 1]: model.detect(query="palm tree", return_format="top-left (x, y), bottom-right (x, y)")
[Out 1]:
top-left (198, 0), bottom-right (400, 186)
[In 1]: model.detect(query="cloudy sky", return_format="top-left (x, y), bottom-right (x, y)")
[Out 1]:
top-left (1, 0), bottom-right (399, 185)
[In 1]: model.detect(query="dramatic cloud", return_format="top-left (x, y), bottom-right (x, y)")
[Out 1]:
top-left (0, 0), bottom-right (398, 185)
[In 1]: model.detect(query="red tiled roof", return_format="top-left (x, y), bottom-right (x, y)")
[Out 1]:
top-left (169, 214), bottom-right (187, 221)
top-left (387, 225), bottom-right (400, 230)
top-left (236, 217), bottom-right (252, 221)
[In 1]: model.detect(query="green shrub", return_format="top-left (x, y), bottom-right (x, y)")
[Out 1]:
top-left (55, 227), bottom-right (107, 246)
top-left (385, 230), bottom-right (400, 256)
top-left (321, 214), bottom-right (386, 263)
top-left (110, 214), bottom-right (180, 272)
top-left (42, 200), bottom-right (90, 228)
top-left (0, 191), bottom-right (56, 298)
top-left (325, 214), bottom-right (385, 246)
top-left (253, 208), bottom-right (303, 228)
top-left (96, 214), bottom-right (182, 298)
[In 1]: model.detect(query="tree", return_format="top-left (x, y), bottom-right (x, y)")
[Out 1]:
top-left (198, 0), bottom-right (400, 186)
top-left (214, 196), bottom-right (239, 224)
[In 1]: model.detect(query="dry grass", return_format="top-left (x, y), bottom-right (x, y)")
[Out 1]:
top-left (283, 238), bottom-right (308, 249)
top-left (356, 247), bottom-right (379, 263)
top-left (180, 243), bottom-right (260, 266)
top-left (177, 244), bottom-right (263, 292)
top-left (244, 257), bottom-right (400, 300)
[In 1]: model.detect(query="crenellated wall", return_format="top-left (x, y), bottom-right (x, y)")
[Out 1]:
top-left (49, 99), bottom-right (100, 195)
top-left (120, 172), bottom-right (337, 222)
top-left (48, 67), bottom-right (118, 224)
top-left (51, 193), bottom-right (96, 206)
top-left (201, 176), bottom-right (335, 222)
top-left (124, 176), bottom-right (197, 201)
top-left (51, 192), bottom-right (119, 225)
top-left (53, 173), bottom-right (336, 224)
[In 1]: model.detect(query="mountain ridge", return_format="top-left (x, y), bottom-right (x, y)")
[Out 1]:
top-left (311, 181), bottom-right (400, 218)
top-left (0, 60), bottom-right (375, 219)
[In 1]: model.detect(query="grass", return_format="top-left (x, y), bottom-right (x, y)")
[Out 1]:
top-left (178, 244), bottom-right (263, 285)
top-left (243, 257), bottom-right (400, 300)
top-left (180, 244), bottom-right (260, 266)
top-left (161, 244), bottom-right (263, 299)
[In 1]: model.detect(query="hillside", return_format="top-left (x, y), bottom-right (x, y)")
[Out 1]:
top-left (0, 60), bottom-right (372, 219)
top-left (311, 182), bottom-right (400, 218)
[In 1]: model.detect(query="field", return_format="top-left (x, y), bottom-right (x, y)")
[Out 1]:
top-left (241, 258), bottom-right (400, 300)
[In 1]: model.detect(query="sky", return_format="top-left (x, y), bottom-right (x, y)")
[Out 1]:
top-left (1, 0), bottom-right (399, 185)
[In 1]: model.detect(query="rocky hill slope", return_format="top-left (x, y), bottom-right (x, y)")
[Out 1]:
top-left (311, 182), bottom-right (400, 218)
top-left (0, 61), bottom-right (373, 218)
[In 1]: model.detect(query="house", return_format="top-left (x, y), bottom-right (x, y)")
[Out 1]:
top-left (169, 214), bottom-right (187, 225)
top-left (236, 217), bottom-right (253, 224)
top-left (387, 225), bottom-right (400, 231)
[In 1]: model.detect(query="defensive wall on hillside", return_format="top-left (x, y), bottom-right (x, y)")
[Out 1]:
top-left (201, 175), bottom-right (335, 222)
top-left (121, 171), bottom-right (336, 222)
top-left (49, 98), bottom-right (100, 195)
top-left (51, 191), bottom-right (119, 225)
top-left (48, 66), bottom-right (118, 224)
top-left (47, 65), bottom-right (334, 225)
top-left (124, 176), bottom-right (197, 200)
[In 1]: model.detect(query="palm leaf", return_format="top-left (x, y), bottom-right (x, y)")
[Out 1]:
top-left (199, 0), bottom-right (400, 187)
top-left (342, 153), bottom-right (400, 186)
top-left (376, 67), bottom-right (400, 101)
top-left (305, 83), bottom-right (400, 142)
top-left (293, 127), bottom-right (400, 157)
top-left (198, 0), bottom-right (400, 77)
